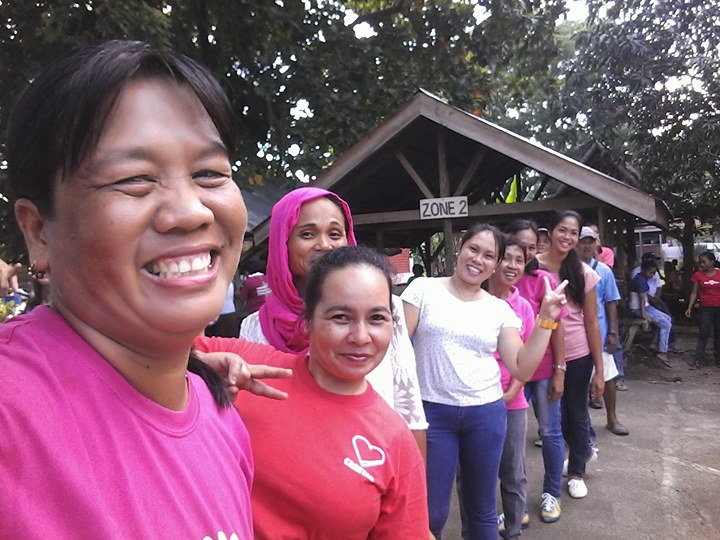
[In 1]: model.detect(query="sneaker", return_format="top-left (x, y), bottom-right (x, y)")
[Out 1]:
top-left (497, 512), bottom-right (530, 532)
top-left (568, 478), bottom-right (588, 499)
top-left (540, 492), bottom-right (561, 523)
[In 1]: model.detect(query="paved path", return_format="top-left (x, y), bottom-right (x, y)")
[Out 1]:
top-left (441, 326), bottom-right (720, 539)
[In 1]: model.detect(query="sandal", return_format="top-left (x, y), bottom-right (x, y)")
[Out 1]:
top-left (655, 354), bottom-right (672, 370)
top-left (615, 380), bottom-right (628, 391)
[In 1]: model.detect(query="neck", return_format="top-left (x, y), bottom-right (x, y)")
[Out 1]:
top-left (449, 274), bottom-right (483, 301)
top-left (487, 278), bottom-right (511, 299)
top-left (307, 356), bottom-right (367, 395)
top-left (293, 275), bottom-right (307, 297)
top-left (53, 303), bottom-right (191, 411)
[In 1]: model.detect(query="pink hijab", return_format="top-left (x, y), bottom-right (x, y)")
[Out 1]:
top-left (258, 187), bottom-right (356, 354)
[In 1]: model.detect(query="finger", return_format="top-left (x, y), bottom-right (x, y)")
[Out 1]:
top-left (248, 365), bottom-right (293, 381)
top-left (543, 275), bottom-right (552, 296)
top-left (225, 356), bottom-right (251, 386)
top-left (554, 279), bottom-right (569, 294)
top-left (243, 379), bottom-right (289, 400)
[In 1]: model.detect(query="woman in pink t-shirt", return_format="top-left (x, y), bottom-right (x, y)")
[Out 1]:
top-left (537, 210), bottom-right (603, 501)
top-left (506, 219), bottom-right (566, 523)
top-left (487, 237), bottom-right (535, 537)
top-left (686, 251), bottom-right (720, 367)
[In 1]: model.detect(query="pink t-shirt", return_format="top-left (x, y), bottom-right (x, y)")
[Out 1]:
top-left (597, 245), bottom-right (615, 268)
top-left (515, 269), bottom-right (567, 381)
top-left (495, 287), bottom-right (533, 410)
top-left (0, 307), bottom-right (253, 539)
top-left (548, 263), bottom-right (600, 361)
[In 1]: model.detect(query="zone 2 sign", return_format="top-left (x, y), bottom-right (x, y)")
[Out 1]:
top-left (419, 196), bottom-right (468, 220)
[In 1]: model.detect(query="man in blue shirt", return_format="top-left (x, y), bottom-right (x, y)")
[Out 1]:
top-left (578, 227), bottom-right (629, 436)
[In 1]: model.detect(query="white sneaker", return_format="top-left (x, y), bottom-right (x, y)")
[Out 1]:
top-left (568, 478), bottom-right (588, 499)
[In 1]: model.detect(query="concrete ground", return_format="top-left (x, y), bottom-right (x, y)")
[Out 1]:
top-left (441, 325), bottom-right (720, 539)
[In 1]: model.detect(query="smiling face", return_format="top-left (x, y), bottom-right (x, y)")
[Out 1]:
top-left (494, 244), bottom-right (526, 289)
top-left (287, 197), bottom-right (348, 291)
top-left (550, 216), bottom-right (580, 255)
top-left (307, 264), bottom-right (393, 395)
top-left (31, 78), bottom-right (246, 355)
top-left (699, 255), bottom-right (715, 272)
top-left (577, 237), bottom-right (598, 262)
top-left (455, 230), bottom-right (499, 286)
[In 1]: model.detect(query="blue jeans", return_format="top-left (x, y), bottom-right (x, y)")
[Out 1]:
top-left (424, 399), bottom-right (507, 540)
top-left (696, 306), bottom-right (720, 364)
top-left (524, 378), bottom-right (563, 498)
top-left (633, 306), bottom-right (672, 353)
top-left (561, 354), bottom-right (593, 478)
top-left (499, 408), bottom-right (528, 540)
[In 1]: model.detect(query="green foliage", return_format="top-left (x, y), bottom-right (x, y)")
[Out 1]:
top-left (0, 0), bottom-right (567, 259)
top-left (556, 0), bottom-right (720, 230)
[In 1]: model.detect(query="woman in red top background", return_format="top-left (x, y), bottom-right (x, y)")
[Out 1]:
top-left (686, 251), bottom-right (720, 367)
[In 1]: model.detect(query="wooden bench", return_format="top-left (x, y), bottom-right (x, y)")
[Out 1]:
top-left (620, 316), bottom-right (651, 352)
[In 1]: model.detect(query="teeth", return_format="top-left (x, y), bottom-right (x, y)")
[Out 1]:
top-left (149, 253), bottom-right (212, 278)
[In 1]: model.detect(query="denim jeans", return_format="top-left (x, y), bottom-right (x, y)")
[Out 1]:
top-left (424, 399), bottom-right (507, 540)
top-left (561, 354), bottom-right (593, 478)
top-left (524, 378), bottom-right (563, 498)
top-left (696, 306), bottom-right (720, 364)
top-left (499, 408), bottom-right (528, 540)
top-left (633, 306), bottom-right (672, 353)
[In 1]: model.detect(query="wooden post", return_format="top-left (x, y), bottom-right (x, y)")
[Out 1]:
top-left (438, 130), bottom-right (455, 274)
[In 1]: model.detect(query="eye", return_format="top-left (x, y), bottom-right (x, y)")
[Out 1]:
top-left (370, 313), bottom-right (391, 323)
top-left (299, 230), bottom-right (316, 239)
top-left (193, 169), bottom-right (230, 187)
top-left (330, 313), bottom-right (350, 323)
top-left (111, 175), bottom-right (156, 196)
top-left (329, 230), bottom-right (346, 240)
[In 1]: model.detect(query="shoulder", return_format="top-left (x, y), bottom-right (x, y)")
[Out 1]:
top-left (239, 311), bottom-right (265, 341)
top-left (581, 262), bottom-right (601, 286)
top-left (194, 336), bottom-right (299, 369)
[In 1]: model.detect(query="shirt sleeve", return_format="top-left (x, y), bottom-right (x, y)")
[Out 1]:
top-left (631, 273), bottom-right (649, 294)
top-left (388, 296), bottom-right (428, 430)
top-left (399, 277), bottom-right (426, 308)
top-left (193, 335), bottom-right (294, 368)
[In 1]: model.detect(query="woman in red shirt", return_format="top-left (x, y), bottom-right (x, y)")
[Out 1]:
top-left (686, 251), bottom-right (720, 367)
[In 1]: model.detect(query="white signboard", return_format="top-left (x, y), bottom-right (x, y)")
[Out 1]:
top-left (419, 196), bottom-right (468, 220)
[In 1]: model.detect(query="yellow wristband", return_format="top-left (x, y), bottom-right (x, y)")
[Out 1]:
top-left (535, 315), bottom-right (558, 330)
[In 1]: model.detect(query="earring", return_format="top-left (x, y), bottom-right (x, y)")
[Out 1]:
top-left (29, 262), bottom-right (46, 281)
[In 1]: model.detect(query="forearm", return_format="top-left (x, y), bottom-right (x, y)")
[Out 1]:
top-left (515, 324), bottom-right (553, 380)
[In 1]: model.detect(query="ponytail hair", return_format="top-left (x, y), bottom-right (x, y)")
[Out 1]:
top-left (188, 351), bottom-right (232, 408)
top-left (547, 210), bottom-right (585, 306)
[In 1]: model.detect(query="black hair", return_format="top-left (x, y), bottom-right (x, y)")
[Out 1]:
top-left (505, 219), bottom-right (539, 275)
top-left (412, 263), bottom-right (424, 276)
top-left (699, 250), bottom-right (716, 262)
top-left (304, 246), bottom-right (394, 321)
top-left (460, 223), bottom-right (505, 262)
top-left (547, 210), bottom-right (585, 306)
top-left (641, 259), bottom-right (658, 272)
top-left (503, 235), bottom-right (528, 263)
top-left (6, 40), bottom-right (236, 216)
top-left (188, 352), bottom-right (231, 409)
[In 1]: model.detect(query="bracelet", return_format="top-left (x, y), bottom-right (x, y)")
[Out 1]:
top-left (553, 364), bottom-right (567, 372)
top-left (535, 315), bottom-right (558, 330)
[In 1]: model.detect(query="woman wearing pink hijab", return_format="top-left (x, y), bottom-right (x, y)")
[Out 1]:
top-left (240, 187), bottom-right (428, 440)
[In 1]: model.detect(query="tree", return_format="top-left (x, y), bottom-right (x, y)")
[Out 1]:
top-left (551, 0), bottom-right (720, 270)
top-left (0, 0), bottom-right (568, 260)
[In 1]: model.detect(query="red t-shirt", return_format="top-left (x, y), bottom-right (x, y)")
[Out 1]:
top-left (194, 336), bottom-right (429, 540)
top-left (691, 270), bottom-right (720, 307)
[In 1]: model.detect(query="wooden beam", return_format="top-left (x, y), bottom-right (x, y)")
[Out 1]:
top-left (443, 219), bottom-right (455, 275)
top-left (396, 151), bottom-right (434, 199)
top-left (352, 195), bottom-right (601, 225)
top-left (454, 147), bottom-right (487, 196)
top-left (438, 131), bottom-right (450, 198)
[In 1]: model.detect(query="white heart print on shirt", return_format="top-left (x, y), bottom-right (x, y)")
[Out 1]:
top-left (352, 435), bottom-right (386, 468)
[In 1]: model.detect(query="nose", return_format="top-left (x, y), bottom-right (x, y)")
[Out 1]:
top-left (153, 177), bottom-right (214, 233)
top-left (314, 234), bottom-right (335, 252)
top-left (348, 321), bottom-right (371, 345)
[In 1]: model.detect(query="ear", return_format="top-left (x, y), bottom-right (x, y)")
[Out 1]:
top-left (14, 199), bottom-right (50, 271)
